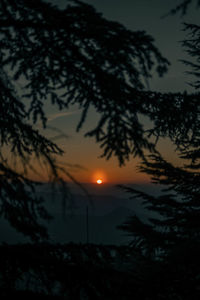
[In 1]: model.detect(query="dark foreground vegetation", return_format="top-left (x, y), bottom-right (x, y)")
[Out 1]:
top-left (0, 242), bottom-right (200, 299)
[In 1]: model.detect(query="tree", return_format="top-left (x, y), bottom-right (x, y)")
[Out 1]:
top-left (1, 0), bottom-right (200, 298)
top-left (118, 4), bottom-right (200, 297)
top-left (118, 0), bottom-right (200, 255)
top-left (0, 0), bottom-right (171, 240)
top-left (0, 0), bottom-right (199, 241)
top-left (118, 154), bottom-right (200, 298)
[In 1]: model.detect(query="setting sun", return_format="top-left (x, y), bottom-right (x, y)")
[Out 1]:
top-left (92, 170), bottom-right (107, 184)
top-left (96, 179), bottom-right (103, 185)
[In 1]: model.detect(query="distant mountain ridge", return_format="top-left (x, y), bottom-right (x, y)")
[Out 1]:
top-left (0, 182), bottom-right (162, 245)
top-left (0, 204), bottom-right (134, 245)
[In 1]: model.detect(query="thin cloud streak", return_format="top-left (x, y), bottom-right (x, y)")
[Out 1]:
top-left (47, 110), bottom-right (79, 123)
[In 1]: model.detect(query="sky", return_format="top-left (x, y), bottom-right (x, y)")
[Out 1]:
top-left (34, 0), bottom-right (199, 185)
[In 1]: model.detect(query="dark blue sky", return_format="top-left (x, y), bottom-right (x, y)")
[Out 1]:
top-left (53, 0), bottom-right (199, 93)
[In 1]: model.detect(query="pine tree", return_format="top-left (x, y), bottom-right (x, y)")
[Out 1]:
top-left (1, 0), bottom-right (200, 241)
top-left (1, 0), bottom-right (200, 299)
top-left (118, 15), bottom-right (200, 298)
top-left (0, 0), bottom-right (169, 239)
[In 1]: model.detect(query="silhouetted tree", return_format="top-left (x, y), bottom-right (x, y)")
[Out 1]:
top-left (0, 0), bottom-right (171, 239)
top-left (118, 153), bottom-right (200, 298)
top-left (167, 0), bottom-right (200, 16)
top-left (1, 0), bottom-right (200, 299)
top-left (1, 0), bottom-right (200, 241)
top-left (118, 9), bottom-right (200, 298)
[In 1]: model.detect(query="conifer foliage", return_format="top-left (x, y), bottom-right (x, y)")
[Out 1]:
top-left (1, 0), bottom-right (200, 298)
top-left (118, 6), bottom-right (200, 296)
top-left (0, 0), bottom-right (169, 239)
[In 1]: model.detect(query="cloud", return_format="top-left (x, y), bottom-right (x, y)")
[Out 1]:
top-left (34, 110), bottom-right (79, 130)
top-left (47, 110), bottom-right (79, 123)
top-left (58, 162), bottom-right (88, 172)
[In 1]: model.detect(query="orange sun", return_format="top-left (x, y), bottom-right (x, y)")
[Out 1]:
top-left (92, 170), bottom-right (106, 184)
top-left (96, 179), bottom-right (103, 185)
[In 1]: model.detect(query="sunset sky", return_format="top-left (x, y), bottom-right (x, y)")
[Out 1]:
top-left (34, 0), bottom-right (199, 184)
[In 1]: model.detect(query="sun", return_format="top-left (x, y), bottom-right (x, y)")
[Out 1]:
top-left (92, 170), bottom-right (106, 184)
top-left (96, 179), bottom-right (103, 185)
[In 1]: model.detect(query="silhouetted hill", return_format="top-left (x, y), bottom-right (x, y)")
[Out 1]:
top-left (0, 205), bottom-right (133, 245)
top-left (47, 206), bottom-right (134, 245)
top-left (0, 182), bottom-right (162, 245)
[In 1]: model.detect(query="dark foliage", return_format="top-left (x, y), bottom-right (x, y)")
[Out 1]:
top-left (166, 0), bottom-right (200, 16)
top-left (118, 2), bottom-right (200, 297)
top-left (1, 0), bottom-right (200, 239)
top-left (119, 153), bottom-right (200, 253)
top-left (1, 0), bottom-right (200, 298)
top-left (0, 0), bottom-right (172, 239)
top-left (181, 23), bottom-right (200, 89)
top-left (0, 0), bottom-right (169, 163)
top-left (0, 243), bottom-right (144, 299)
top-left (118, 152), bottom-right (200, 298)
